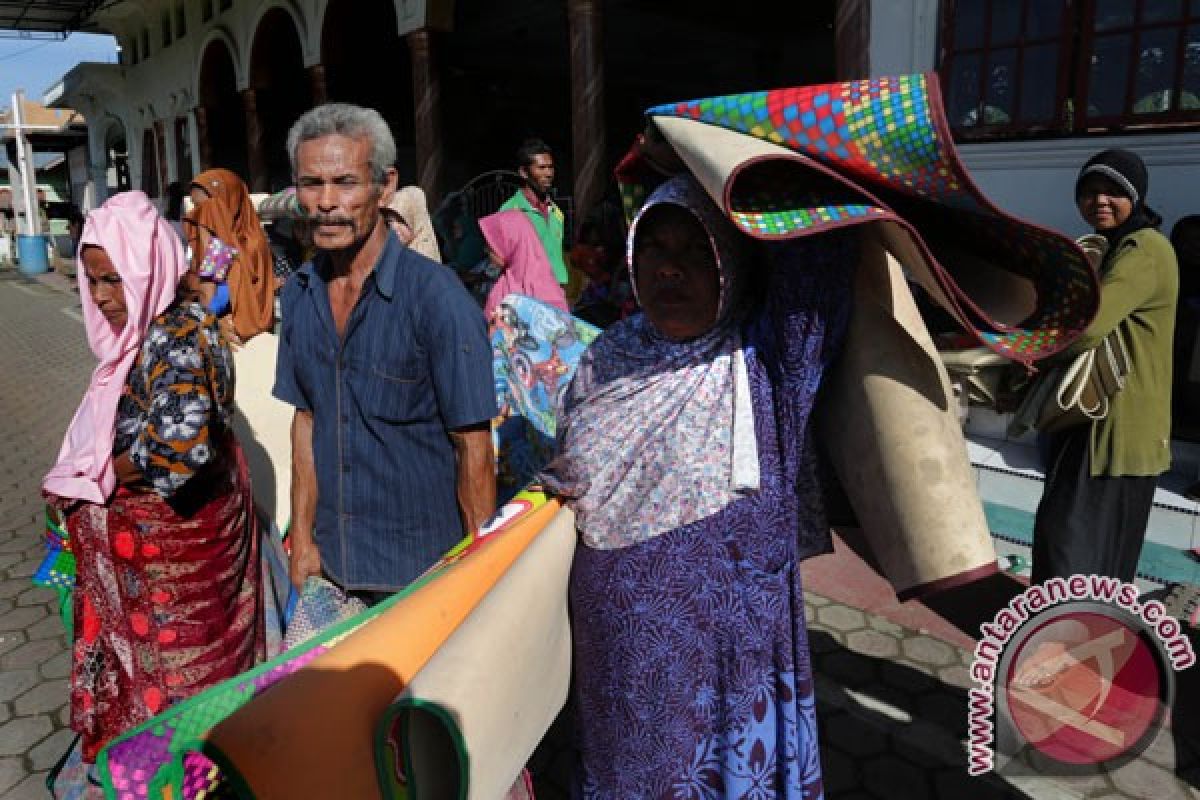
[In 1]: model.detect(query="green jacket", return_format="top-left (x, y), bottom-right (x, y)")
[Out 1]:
top-left (500, 190), bottom-right (569, 284)
top-left (1064, 227), bottom-right (1178, 477)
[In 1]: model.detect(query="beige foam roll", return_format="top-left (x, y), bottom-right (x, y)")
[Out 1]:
top-left (389, 506), bottom-right (576, 799)
top-left (816, 224), bottom-right (997, 599)
top-left (231, 332), bottom-right (292, 536)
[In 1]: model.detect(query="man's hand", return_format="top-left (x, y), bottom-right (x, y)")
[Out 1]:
top-left (288, 531), bottom-right (322, 592)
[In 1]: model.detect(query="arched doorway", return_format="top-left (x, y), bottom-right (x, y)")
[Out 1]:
top-left (320, 0), bottom-right (416, 183)
top-left (198, 38), bottom-right (248, 180)
top-left (250, 8), bottom-right (311, 191)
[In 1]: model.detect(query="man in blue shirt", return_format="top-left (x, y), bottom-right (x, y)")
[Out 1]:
top-left (275, 103), bottom-right (497, 597)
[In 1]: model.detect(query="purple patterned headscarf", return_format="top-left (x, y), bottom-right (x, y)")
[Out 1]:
top-left (541, 175), bottom-right (760, 549)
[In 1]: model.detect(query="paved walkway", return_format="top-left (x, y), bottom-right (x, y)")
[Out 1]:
top-left (2, 263), bottom-right (1198, 798)
top-left (0, 267), bottom-right (92, 798)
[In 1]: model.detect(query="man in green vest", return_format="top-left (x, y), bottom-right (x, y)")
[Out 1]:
top-left (500, 139), bottom-right (569, 288)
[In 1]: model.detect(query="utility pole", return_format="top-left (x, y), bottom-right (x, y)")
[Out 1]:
top-left (9, 91), bottom-right (42, 236)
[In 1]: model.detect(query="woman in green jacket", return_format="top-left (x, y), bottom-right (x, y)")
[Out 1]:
top-left (1032, 149), bottom-right (1178, 584)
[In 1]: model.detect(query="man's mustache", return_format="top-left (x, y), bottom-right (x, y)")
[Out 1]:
top-left (310, 215), bottom-right (354, 227)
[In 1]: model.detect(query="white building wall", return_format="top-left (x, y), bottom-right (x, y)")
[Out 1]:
top-left (61, 0), bottom-right (334, 200)
top-left (868, 0), bottom-right (1200, 237)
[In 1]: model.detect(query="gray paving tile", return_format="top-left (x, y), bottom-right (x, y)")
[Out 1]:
top-left (820, 746), bottom-right (860, 794)
top-left (40, 650), bottom-right (71, 680)
top-left (901, 635), bottom-right (958, 668)
top-left (816, 605), bottom-right (868, 633)
top-left (0, 757), bottom-right (25, 795)
top-left (0, 715), bottom-right (52, 756)
top-left (0, 670), bottom-right (39, 703)
top-left (861, 754), bottom-right (932, 799)
top-left (0, 606), bottom-right (46, 632)
top-left (1, 638), bottom-right (64, 670)
top-left (28, 728), bottom-right (75, 772)
top-left (1109, 756), bottom-right (1193, 799)
top-left (820, 651), bottom-right (878, 689)
top-left (4, 771), bottom-right (51, 800)
top-left (824, 713), bottom-right (889, 758)
top-left (845, 629), bottom-right (901, 660)
top-left (13, 679), bottom-right (67, 716)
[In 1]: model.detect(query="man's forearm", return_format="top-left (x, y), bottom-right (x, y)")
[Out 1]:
top-left (450, 424), bottom-right (496, 535)
top-left (290, 410), bottom-right (318, 541)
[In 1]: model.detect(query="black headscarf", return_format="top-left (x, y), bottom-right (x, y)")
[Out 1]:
top-left (1075, 148), bottom-right (1162, 249)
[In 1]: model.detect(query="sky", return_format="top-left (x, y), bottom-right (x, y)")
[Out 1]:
top-left (0, 31), bottom-right (116, 168)
top-left (0, 31), bottom-right (117, 110)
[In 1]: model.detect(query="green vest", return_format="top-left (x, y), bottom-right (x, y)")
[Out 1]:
top-left (500, 190), bottom-right (569, 285)
top-left (1063, 228), bottom-right (1178, 477)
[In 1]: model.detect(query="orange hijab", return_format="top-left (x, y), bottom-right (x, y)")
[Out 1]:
top-left (187, 168), bottom-right (275, 341)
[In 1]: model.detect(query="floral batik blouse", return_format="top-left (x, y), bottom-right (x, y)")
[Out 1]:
top-left (113, 302), bottom-right (235, 497)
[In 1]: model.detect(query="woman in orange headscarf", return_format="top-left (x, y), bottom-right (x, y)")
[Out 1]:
top-left (186, 169), bottom-right (276, 345)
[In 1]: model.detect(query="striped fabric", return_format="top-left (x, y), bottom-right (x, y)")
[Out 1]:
top-left (273, 233), bottom-right (497, 591)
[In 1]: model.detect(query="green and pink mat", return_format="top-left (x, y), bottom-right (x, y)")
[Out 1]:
top-left (45, 72), bottom-right (1108, 799)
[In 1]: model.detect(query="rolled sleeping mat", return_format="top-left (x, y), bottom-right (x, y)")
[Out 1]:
top-left (377, 506), bottom-right (576, 799)
top-left (815, 225), bottom-right (998, 599)
top-left (202, 497), bottom-right (564, 799)
top-left (632, 74), bottom-right (1101, 367)
top-left (93, 493), bottom-right (563, 799)
top-left (230, 332), bottom-right (292, 537)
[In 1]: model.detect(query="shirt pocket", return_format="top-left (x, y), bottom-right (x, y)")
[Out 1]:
top-left (360, 360), bottom-right (430, 423)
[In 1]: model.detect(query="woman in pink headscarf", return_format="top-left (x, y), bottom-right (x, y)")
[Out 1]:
top-left (43, 191), bottom-right (264, 762)
top-left (479, 209), bottom-right (568, 317)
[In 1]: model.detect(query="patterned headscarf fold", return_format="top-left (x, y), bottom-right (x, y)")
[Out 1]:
top-left (387, 186), bottom-right (442, 262)
top-left (187, 169), bottom-right (274, 341)
top-left (541, 175), bottom-right (759, 548)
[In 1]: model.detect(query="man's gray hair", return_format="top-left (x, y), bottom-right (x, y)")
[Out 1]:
top-left (286, 103), bottom-right (397, 184)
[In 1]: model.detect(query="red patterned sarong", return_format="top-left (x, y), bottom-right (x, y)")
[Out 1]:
top-left (67, 439), bottom-right (264, 762)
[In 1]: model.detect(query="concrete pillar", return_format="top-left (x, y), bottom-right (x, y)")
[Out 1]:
top-left (9, 91), bottom-right (41, 236)
top-left (188, 109), bottom-right (203, 177)
top-left (153, 119), bottom-right (170, 195)
top-left (407, 29), bottom-right (444, 208)
top-left (307, 64), bottom-right (328, 106)
top-left (242, 88), bottom-right (268, 192)
top-left (194, 106), bottom-right (213, 171)
top-left (567, 0), bottom-right (605, 240)
top-left (86, 119), bottom-right (109, 208)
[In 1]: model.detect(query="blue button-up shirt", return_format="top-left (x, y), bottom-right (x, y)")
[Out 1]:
top-left (273, 233), bottom-right (497, 591)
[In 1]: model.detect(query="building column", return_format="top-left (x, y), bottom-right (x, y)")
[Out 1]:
top-left (188, 109), bottom-right (203, 177)
top-left (86, 119), bottom-right (109, 208)
top-left (195, 106), bottom-right (213, 171)
top-left (567, 0), bottom-right (605, 240)
top-left (407, 29), bottom-right (444, 208)
top-left (308, 64), bottom-right (328, 106)
top-left (241, 88), bottom-right (268, 192)
top-left (835, 0), bottom-right (871, 80)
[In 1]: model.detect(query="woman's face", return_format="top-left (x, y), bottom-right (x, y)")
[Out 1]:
top-left (81, 245), bottom-right (128, 329)
top-left (1077, 174), bottom-right (1134, 231)
top-left (485, 245), bottom-right (506, 269)
top-left (634, 205), bottom-right (721, 341)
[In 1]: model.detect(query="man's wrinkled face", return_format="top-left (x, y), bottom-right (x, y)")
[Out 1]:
top-left (295, 134), bottom-right (396, 253)
top-left (521, 153), bottom-right (555, 195)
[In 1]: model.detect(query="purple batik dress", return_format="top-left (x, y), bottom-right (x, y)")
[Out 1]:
top-left (568, 232), bottom-right (854, 799)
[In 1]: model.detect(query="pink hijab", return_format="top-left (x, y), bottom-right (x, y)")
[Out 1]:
top-left (479, 210), bottom-right (568, 316)
top-left (43, 191), bottom-right (190, 504)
